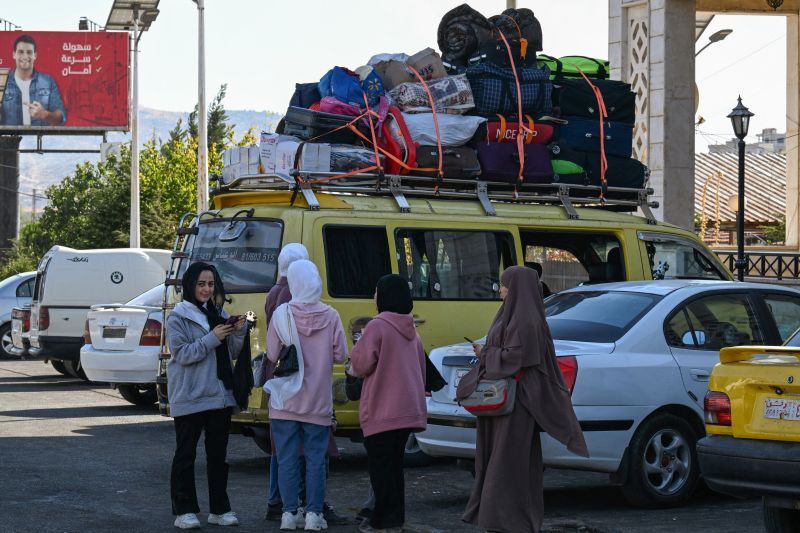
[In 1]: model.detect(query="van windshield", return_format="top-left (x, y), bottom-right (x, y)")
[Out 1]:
top-left (187, 218), bottom-right (283, 293)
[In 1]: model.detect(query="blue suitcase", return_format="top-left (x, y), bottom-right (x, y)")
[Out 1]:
top-left (558, 116), bottom-right (633, 158)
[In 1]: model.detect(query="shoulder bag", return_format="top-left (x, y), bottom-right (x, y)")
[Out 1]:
top-left (274, 307), bottom-right (299, 378)
top-left (459, 371), bottom-right (524, 417)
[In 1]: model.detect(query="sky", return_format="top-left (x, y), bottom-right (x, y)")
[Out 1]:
top-left (0, 0), bottom-right (790, 152)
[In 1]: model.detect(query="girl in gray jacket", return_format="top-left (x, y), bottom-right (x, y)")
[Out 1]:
top-left (167, 262), bottom-right (247, 530)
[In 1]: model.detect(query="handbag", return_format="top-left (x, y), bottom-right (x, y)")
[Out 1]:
top-left (273, 307), bottom-right (299, 378)
top-left (459, 371), bottom-right (524, 417)
top-left (345, 375), bottom-right (364, 402)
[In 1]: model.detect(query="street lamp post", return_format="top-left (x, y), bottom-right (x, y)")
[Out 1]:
top-left (695, 28), bottom-right (733, 57)
top-left (727, 96), bottom-right (754, 281)
top-left (193, 0), bottom-right (208, 213)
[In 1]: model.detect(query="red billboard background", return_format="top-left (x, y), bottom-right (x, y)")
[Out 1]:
top-left (0, 31), bottom-right (129, 131)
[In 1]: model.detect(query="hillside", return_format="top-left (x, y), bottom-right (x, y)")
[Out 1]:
top-left (17, 107), bottom-right (283, 211)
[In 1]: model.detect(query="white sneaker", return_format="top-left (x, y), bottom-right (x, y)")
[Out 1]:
top-left (281, 511), bottom-right (303, 530)
top-left (208, 511), bottom-right (240, 526)
top-left (174, 513), bottom-right (201, 529)
top-left (304, 511), bottom-right (328, 531)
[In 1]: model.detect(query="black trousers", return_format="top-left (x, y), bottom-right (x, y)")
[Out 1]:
top-left (363, 428), bottom-right (412, 529)
top-left (171, 407), bottom-right (232, 516)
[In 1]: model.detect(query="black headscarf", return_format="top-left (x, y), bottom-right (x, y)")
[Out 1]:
top-left (376, 274), bottom-right (413, 314)
top-left (182, 262), bottom-right (234, 391)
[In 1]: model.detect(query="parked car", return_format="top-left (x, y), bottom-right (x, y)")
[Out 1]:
top-left (80, 284), bottom-right (163, 405)
top-left (417, 280), bottom-right (800, 507)
top-left (697, 330), bottom-right (800, 532)
top-left (0, 271), bottom-right (36, 358)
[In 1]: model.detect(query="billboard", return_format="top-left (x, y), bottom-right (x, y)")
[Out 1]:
top-left (0, 31), bottom-right (129, 132)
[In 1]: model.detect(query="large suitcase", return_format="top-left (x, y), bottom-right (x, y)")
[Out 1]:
top-left (478, 114), bottom-right (555, 145)
top-left (554, 78), bottom-right (635, 123)
top-left (550, 143), bottom-right (648, 190)
top-left (558, 116), bottom-right (633, 158)
top-left (282, 106), bottom-right (360, 144)
top-left (475, 142), bottom-right (553, 184)
top-left (411, 146), bottom-right (481, 179)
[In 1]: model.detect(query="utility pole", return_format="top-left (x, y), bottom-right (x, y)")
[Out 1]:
top-left (195, 0), bottom-right (209, 213)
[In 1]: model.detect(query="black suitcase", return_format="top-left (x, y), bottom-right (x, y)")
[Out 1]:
top-left (282, 106), bottom-right (359, 144)
top-left (411, 146), bottom-right (481, 179)
top-left (550, 143), bottom-right (648, 190)
top-left (554, 78), bottom-right (635, 123)
top-left (558, 116), bottom-right (633, 158)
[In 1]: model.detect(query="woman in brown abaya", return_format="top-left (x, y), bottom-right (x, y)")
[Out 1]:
top-left (456, 266), bottom-right (589, 533)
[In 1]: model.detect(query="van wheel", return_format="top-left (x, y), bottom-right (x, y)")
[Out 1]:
top-left (63, 360), bottom-right (89, 381)
top-left (620, 413), bottom-right (699, 508)
top-left (118, 384), bottom-right (158, 406)
top-left (403, 434), bottom-right (435, 467)
top-left (763, 498), bottom-right (800, 533)
top-left (0, 323), bottom-right (14, 358)
top-left (51, 360), bottom-right (69, 375)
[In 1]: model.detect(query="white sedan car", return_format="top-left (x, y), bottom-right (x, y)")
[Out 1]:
top-left (418, 280), bottom-right (800, 507)
top-left (80, 284), bottom-right (163, 405)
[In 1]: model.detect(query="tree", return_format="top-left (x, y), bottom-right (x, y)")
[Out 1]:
top-left (760, 214), bottom-right (786, 245)
top-left (189, 84), bottom-right (235, 156)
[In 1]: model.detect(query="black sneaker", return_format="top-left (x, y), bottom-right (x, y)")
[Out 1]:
top-left (356, 507), bottom-right (372, 523)
top-left (322, 502), bottom-right (351, 525)
top-left (265, 502), bottom-right (282, 521)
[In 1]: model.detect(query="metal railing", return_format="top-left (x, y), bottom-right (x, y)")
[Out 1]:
top-left (714, 250), bottom-right (800, 281)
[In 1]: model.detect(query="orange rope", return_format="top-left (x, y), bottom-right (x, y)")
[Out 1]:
top-left (405, 64), bottom-right (443, 193)
top-left (497, 29), bottom-right (528, 188)
top-left (361, 91), bottom-right (383, 176)
top-left (497, 13), bottom-right (527, 59)
top-left (577, 68), bottom-right (608, 201)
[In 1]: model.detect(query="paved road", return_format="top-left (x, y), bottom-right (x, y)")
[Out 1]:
top-left (0, 359), bottom-right (765, 533)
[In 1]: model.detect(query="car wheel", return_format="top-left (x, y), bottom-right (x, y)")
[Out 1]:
top-left (51, 360), bottom-right (69, 375)
top-left (63, 359), bottom-right (89, 381)
top-left (620, 413), bottom-right (700, 508)
top-left (118, 384), bottom-right (158, 406)
top-left (763, 498), bottom-right (800, 533)
top-left (403, 433), bottom-right (435, 467)
top-left (0, 323), bottom-right (15, 358)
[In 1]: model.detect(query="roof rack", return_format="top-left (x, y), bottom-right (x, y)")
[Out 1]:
top-left (213, 171), bottom-right (659, 224)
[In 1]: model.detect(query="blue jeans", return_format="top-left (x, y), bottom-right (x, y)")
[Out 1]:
top-left (268, 454), bottom-right (281, 506)
top-left (271, 419), bottom-right (329, 514)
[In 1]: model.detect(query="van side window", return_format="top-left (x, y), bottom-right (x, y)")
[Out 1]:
top-left (395, 229), bottom-right (515, 300)
top-left (639, 233), bottom-right (728, 280)
top-left (521, 232), bottom-right (624, 292)
top-left (16, 278), bottom-right (33, 298)
top-left (324, 226), bottom-right (391, 298)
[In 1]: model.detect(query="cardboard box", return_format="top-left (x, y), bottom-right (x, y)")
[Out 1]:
top-left (299, 143), bottom-right (332, 172)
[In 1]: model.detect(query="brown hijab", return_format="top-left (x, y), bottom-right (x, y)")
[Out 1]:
top-left (457, 266), bottom-right (588, 457)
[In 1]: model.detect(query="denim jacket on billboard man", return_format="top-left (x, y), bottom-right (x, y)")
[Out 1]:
top-left (1, 68), bottom-right (67, 126)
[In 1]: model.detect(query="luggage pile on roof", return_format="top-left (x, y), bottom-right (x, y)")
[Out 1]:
top-left (225, 3), bottom-right (648, 196)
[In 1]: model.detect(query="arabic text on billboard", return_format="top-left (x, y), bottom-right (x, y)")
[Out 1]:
top-left (0, 31), bottom-right (129, 131)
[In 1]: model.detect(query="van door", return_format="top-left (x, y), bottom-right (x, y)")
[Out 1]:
top-left (637, 231), bottom-right (731, 280)
top-left (389, 225), bottom-right (517, 350)
top-left (665, 291), bottom-right (767, 406)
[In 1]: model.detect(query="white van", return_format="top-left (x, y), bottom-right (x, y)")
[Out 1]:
top-left (28, 246), bottom-right (171, 374)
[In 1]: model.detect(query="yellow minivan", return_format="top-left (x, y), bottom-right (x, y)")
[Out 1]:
top-left (160, 175), bottom-right (732, 451)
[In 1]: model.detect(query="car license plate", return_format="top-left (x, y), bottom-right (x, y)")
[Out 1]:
top-left (764, 397), bottom-right (800, 421)
top-left (102, 327), bottom-right (127, 339)
top-left (453, 368), bottom-right (471, 388)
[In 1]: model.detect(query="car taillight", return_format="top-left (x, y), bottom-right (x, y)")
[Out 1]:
top-left (83, 319), bottom-right (92, 345)
top-left (39, 306), bottom-right (50, 331)
top-left (558, 356), bottom-right (578, 394)
top-left (704, 391), bottom-right (732, 426)
top-left (140, 319), bottom-right (162, 346)
top-left (22, 309), bottom-right (30, 332)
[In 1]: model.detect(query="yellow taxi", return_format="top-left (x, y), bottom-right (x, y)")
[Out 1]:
top-left (698, 330), bottom-right (800, 533)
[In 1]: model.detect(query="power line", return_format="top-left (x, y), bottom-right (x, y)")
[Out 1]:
top-left (699, 34), bottom-right (785, 82)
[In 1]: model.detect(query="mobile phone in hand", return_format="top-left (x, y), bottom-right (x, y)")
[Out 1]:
top-left (464, 336), bottom-right (474, 344)
top-left (224, 315), bottom-right (242, 326)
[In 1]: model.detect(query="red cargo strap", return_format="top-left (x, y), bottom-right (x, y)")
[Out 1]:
top-left (497, 29), bottom-right (531, 199)
top-left (497, 13), bottom-right (528, 60)
top-left (361, 91), bottom-right (384, 177)
top-left (576, 68), bottom-right (608, 201)
top-left (406, 64), bottom-right (443, 193)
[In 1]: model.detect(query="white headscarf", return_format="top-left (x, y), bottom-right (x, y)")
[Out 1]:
top-left (287, 259), bottom-right (322, 304)
top-left (278, 243), bottom-right (309, 277)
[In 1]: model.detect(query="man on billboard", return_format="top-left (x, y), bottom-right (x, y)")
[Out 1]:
top-left (1, 34), bottom-right (67, 126)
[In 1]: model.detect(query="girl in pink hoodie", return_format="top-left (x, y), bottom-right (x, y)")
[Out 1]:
top-left (350, 274), bottom-right (426, 532)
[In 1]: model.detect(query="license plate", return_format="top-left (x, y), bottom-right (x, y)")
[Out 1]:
top-left (102, 327), bottom-right (127, 339)
top-left (453, 368), bottom-right (470, 388)
top-left (764, 397), bottom-right (800, 421)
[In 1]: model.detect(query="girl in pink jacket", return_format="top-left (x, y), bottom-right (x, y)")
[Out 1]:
top-left (350, 274), bottom-right (426, 532)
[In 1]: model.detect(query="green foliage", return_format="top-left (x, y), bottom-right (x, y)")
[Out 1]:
top-left (760, 214), bottom-right (786, 245)
top-left (189, 84), bottom-right (235, 156)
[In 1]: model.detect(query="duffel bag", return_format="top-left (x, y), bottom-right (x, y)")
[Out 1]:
top-left (558, 116), bottom-right (633, 158)
top-left (475, 142), bottom-right (553, 184)
top-left (411, 146), bottom-right (481, 179)
top-left (550, 143), bottom-right (648, 190)
top-left (388, 74), bottom-right (474, 114)
top-left (466, 62), bottom-right (552, 116)
top-left (478, 114), bottom-right (554, 145)
top-left (538, 55), bottom-right (609, 80)
top-left (283, 106), bottom-right (360, 144)
top-left (555, 78), bottom-right (635, 123)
